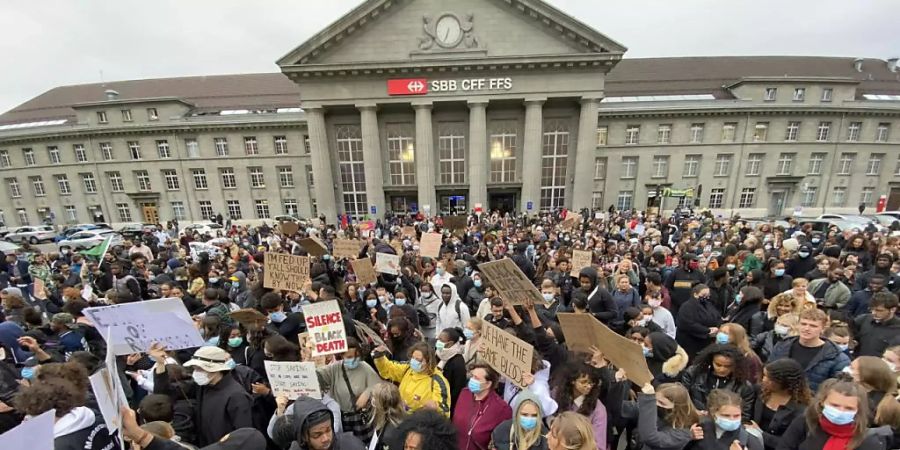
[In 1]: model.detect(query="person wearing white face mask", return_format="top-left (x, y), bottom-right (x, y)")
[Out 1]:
top-left (643, 301), bottom-right (676, 339)
top-left (753, 312), bottom-right (800, 362)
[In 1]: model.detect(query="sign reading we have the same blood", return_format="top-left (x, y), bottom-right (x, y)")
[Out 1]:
top-left (302, 300), bottom-right (347, 356)
top-left (479, 320), bottom-right (532, 388)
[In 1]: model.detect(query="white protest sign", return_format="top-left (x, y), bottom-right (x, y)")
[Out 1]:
top-left (0, 408), bottom-right (55, 450)
top-left (264, 361), bottom-right (322, 400)
top-left (89, 368), bottom-right (129, 433)
top-left (302, 300), bottom-right (347, 357)
top-left (374, 253), bottom-right (400, 275)
top-left (83, 298), bottom-right (205, 355)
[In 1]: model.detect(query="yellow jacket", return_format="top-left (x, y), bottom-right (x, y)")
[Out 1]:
top-left (374, 356), bottom-right (451, 417)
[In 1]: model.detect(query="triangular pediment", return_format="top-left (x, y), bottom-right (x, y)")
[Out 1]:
top-left (277, 0), bottom-right (626, 69)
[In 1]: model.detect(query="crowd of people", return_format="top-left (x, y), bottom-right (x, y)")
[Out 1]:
top-left (1, 206), bottom-right (900, 450)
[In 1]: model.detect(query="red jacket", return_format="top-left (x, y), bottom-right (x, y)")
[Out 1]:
top-left (452, 388), bottom-right (512, 450)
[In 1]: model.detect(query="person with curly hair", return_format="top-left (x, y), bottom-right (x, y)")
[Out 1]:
top-left (679, 344), bottom-right (754, 421)
top-left (749, 292), bottom-right (799, 339)
top-left (747, 359), bottom-right (811, 450)
top-left (550, 362), bottom-right (606, 450)
top-left (391, 409), bottom-right (458, 450)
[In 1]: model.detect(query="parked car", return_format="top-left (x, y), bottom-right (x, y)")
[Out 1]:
top-left (0, 240), bottom-right (21, 254)
top-left (58, 230), bottom-right (124, 251)
top-left (273, 215), bottom-right (311, 227)
top-left (55, 224), bottom-right (107, 243)
top-left (799, 218), bottom-right (865, 234)
top-left (178, 222), bottom-right (224, 237)
top-left (818, 214), bottom-right (886, 233)
top-left (118, 223), bottom-right (158, 240)
top-left (4, 225), bottom-right (58, 244)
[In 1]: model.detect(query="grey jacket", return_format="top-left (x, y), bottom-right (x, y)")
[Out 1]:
top-left (807, 278), bottom-right (850, 309)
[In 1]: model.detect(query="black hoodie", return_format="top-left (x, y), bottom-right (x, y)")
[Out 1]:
top-left (578, 267), bottom-right (617, 325)
top-left (289, 397), bottom-right (366, 450)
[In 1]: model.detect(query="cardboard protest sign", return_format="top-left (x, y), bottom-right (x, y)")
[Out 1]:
top-left (264, 361), bottom-right (322, 399)
top-left (569, 250), bottom-right (593, 277)
top-left (478, 259), bottom-right (546, 305)
top-left (479, 320), bottom-right (533, 388)
top-left (279, 221), bottom-right (300, 236)
top-left (302, 300), bottom-right (347, 356)
top-left (264, 253), bottom-right (310, 292)
top-left (230, 308), bottom-right (268, 327)
top-left (351, 258), bottom-right (377, 286)
top-left (32, 278), bottom-right (47, 300)
top-left (84, 298), bottom-right (204, 355)
top-left (374, 252), bottom-right (400, 275)
top-left (420, 232), bottom-right (443, 258)
top-left (390, 240), bottom-right (404, 255)
top-left (401, 226), bottom-right (417, 238)
top-left (333, 239), bottom-right (362, 260)
top-left (561, 212), bottom-right (582, 230)
top-left (0, 408), bottom-right (54, 450)
top-left (443, 215), bottom-right (467, 230)
top-left (557, 313), bottom-right (653, 386)
top-left (299, 237), bottom-right (328, 257)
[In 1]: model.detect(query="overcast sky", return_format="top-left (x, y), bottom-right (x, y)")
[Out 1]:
top-left (1, 0), bottom-right (896, 115)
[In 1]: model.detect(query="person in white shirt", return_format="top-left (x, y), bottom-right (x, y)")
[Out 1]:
top-left (646, 298), bottom-right (676, 339)
top-left (436, 282), bottom-right (470, 332)
top-left (429, 261), bottom-right (453, 294)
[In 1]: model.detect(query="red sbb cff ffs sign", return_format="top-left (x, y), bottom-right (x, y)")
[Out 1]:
top-left (387, 78), bottom-right (429, 96)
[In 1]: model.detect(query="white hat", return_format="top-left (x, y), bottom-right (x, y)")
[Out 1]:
top-left (184, 346), bottom-right (232, 372)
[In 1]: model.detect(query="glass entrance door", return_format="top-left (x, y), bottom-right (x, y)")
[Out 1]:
top-left (439, 194), bottom-right (467, 215)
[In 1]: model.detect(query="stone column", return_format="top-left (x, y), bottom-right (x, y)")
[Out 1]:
top-left (520, 99), bottom-right (545, 214)
top-left (358, 104), bottom-right (386, 218)
top-left (571, 98), bottom-right (601, 211)
top-left (467, 100), bottom-right (488, 210)
top-left (305, 107), bottom-right (337, 223)
top-left (413, 103), bottom-right (437, 215)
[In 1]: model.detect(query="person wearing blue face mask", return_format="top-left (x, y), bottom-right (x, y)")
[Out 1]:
top-left (260, 292), bottom-right (303, 342)
top-left (452, 363), bottom-right (512, 450)
top-left (464, 272), bottom-right (487, 312)
top-left (491, 394), bottom-right (547, 450)
top-left (691, 389), bottom-right (763, 450)
top-left (373, 341), bottom-right (451, 418)
top-left (762, 261), bottom-right (793, 301)
top-left (314, 336), bottom-right (381, 437)
top-left (390, 289), bottom-right (420, 329)
top-left (362, 293), bottom-right (387, 330)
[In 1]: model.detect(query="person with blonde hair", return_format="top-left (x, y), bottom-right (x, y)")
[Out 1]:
top-left (845, 356), bottom-right (899, 425)
top-left (717, 323), bottom-right (763, 383)
top-left (749, 293), bottom-right (800, 338)
top-left (547, 411), bottom-right (597, 450)
top-left (368, 382), bottom-right (405, 450)
top-left (491, 392), bottom-right (548, 450)
top-left (631, 383), bottom-right (698, 450)
top-left (462, 317), bottom-right (483, 366)
top-left (690, 389), bottom-right (763, 450)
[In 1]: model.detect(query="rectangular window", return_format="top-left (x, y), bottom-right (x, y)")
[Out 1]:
top-left (0, 150), bottom-right (9, 168)
top-left (489, 127), bottom-right (517, 183)
top-left (163, 170), bottom-right (180, 190)
top-left (6, 178), bottom-right (20, 198)
top-left (74, 144), bottom-right (88, 162)
top-left (23, 148), bottom-right (35, 166)
top-left (55, 175), bottom-right (71, 195)
top-left (867, 154), bottom-right (883, 175)
top-left (214, 137), bottom-right (228, 156)
top-left (121, 109), bottom-right (133, 122)
top-left (714, 154), bottom-right (732, 177)
top-left (64, 205), bottom-right (77, 223)
top-left (116, 203), bottom-right (132, 222)
top-left (243, 136), bottom-right (258, 155)
top-left (746, 154), bottom-right (763, 176)
top-left (801, 186), bottom-right (818, 207)
top-left (249, 167), bottom-right (265, 188)
top-left (753, 122), bottom-right (769, 142)
top-left (709, 188), bottom-right (726, 208)
top-left (776, 153), bottom-right (794, 175)
top-left (156, 140), bottom-right (171, 158)
top-left (306, 165), bottom-right (315, 188)
top-left (821, 88), bottom-right (833, 102)
top-left (304, 135), bottom-right (311, 154)
top-left (808, 153), bottom-right (826, 175)
top-left (861, 187), bottom-right (875, 206)
top-left (438, 126), bottom-right (466, 184)
top-left (625, 125), bottom-right (640, 145)
top-left (896, 156), bottom-right (900, 176)
top-left (594, 158), bottom-right (606, 180)
top-left (81, 173), bottom-right (97, 193)
top-left (652, 156), bottom-right (669, 178)
top-left (764, 88), bottom-right (777, 101)
top-left (540, 121), bottom-right (569, 211)
top-left (135, 170), bottom-right (151, 191)
top-left (128, 141), bottom-right (141, 160)
top-left (255, 200), bottom-right (271, 219)
top-left (657, 125), bottom-right (671, 144)
top-left (793, 88), bottom-right (806, 102)
top-left (876, 123), bottom-right (891, 142)
top-left (274, 136), bottom-right (288, 155)
top-left (689, 123), bottom-right (705, 143)
top-left (838, 153), bottom-right (856, 175)
top-left (591, 192), bottom-right (603, 209)
top-left (616, 191), bottom-right (633, 210)
top-left (283, 199), bottom-right (299, 216)
top-left (721, 123), bottom-right (737, 143)
top-left (832, 187), bottom-right (847, 207)
top-left (183, 138), bottom-right (199, 158)
top-left (220, 168), bottom-right (236, 189)
top-left (107, 172), bottom-right (124, 192)
top-left (100, 142), bottom-right (113, 160)
top-left (198, 201), bottom-right (214, 220)
top-left (171, 201), bottom-right (186, 221)
top-left (16, 209), bottom-right (27, 226)
top-left (147, 108), bottom-right (159, 121)
top-left (847, 122), bottom-right (862, 142)
top-left (785, 121), bottom-right (801, 141)
top-left (387, 128), bottom-right (416, 185)
top-left (278, 166), bottom-right (294, 188)
top-left (683, 155), bottom-right (701, 178)
top-left (621, 156), bottom-right (638, 179)
top-left (31, 176), bottom-right (45, 196)
top-left (739, 188), bottom-right (756, 208)
top-left (97, 111), bottom-right (108, 124)
top-left (596, 127), bottom-right (608, 146)
top-left (336, 125), bottom-right (368, 216)
top-left (816, 121), bottom-right (831, 142)
top-left (226, 200), bottom-right (242, 220)
top-left (48, 146), bottom-right (61, 164)
top-left (191, 169), bottom-right (207, 190)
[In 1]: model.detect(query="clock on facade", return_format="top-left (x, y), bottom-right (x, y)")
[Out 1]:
top-left (434, 14), bottom-right (463, 48)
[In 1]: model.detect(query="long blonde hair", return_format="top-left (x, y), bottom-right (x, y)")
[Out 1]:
top-left (656, 383), bottom-right (699, 429)
top-left (368, 382), bottom-right (405, 430)
top-left (721, 323), bottom-right (754, 357)
top-left (550, 412), bottom-right (596, 450)
top-left (510, 398), bottom-right (543, 450)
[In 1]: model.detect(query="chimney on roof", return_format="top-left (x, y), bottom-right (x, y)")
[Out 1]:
top-left (888, 58), bottom-right (900, 73)
top-left (104, 89), bottom-right (119, 101)
top-left (853, 58), bottom-right (864, 72)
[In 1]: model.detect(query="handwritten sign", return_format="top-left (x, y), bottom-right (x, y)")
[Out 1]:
top-left (570, 250), bottom-right (593, 277)
top-left (32, 278), bottom-right (47, 300)
top-left (561, 212), bottom-right (582, 230)
top-left (264, 253), bottom-right (310, 292)
top-left (420, 233), bottom-right (442, 258)
top-left (443, 216), bottom-right (466, 231)
top-left (374, 252), bottom-right (400, 275)
top-left (557, 313), bottom-right (653, 386)
top-left (84, 298), bottom-right (204, 355)
top-left (264, 361), bottom-right (322, 400)
top-left (333, 239), bottom-right (362, 260)
top-left (351, 258), bottom-right (377, 286)
top-left (478, 259), bottom-right (545, 305)
top-left (0, 408), bottom-right (54, 450)
top-left (479, 320), bottom-right (533, 388)
top-left (299, 237), bottom-right (328, 257)
top-left (302, 300), bottom-right (347, 357)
